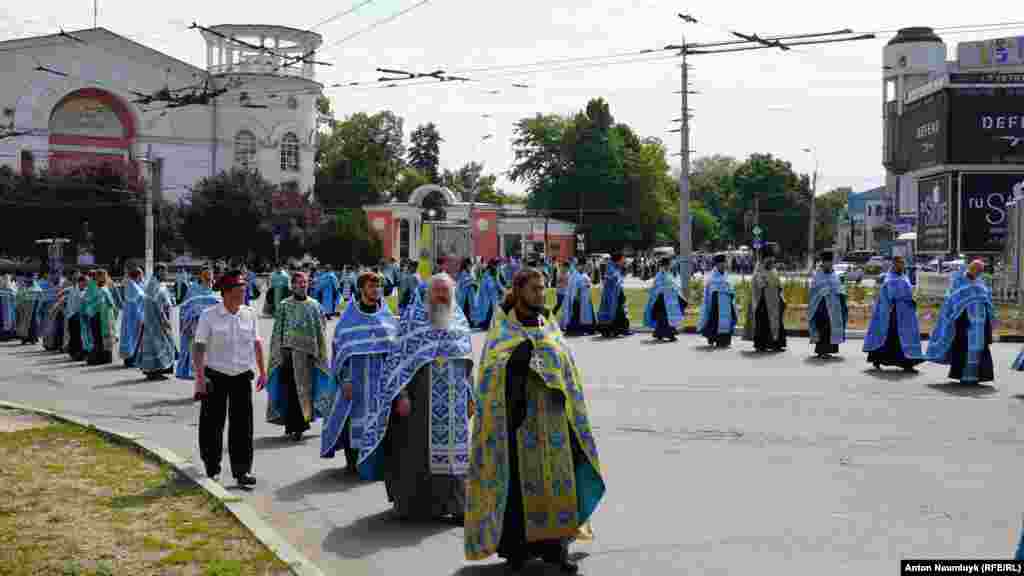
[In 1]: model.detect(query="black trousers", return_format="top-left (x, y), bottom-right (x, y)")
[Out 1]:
top-left (199, 368), bottom-right (254, 478)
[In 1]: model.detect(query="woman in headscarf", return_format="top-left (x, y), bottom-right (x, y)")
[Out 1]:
top-left (81, 269), bottom-right (118, 365)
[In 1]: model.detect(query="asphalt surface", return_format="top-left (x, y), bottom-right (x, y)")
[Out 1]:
top-left (2, 299), bottom-right (1023, 575)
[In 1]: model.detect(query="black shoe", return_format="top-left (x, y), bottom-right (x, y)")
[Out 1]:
top-left (903, 366), bottom-right (919, 373)
top-left (291, 431), bottom-right (304, 442)
top-left (873, 362), bottom-right (881, 370)
top-left (234, 474), bottom-right (256, 486)
top-left (504, 556), bottom-right (526, 572)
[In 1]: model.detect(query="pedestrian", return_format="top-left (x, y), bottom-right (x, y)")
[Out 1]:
top-left (41, 274), bottom-right (66, 351)
top-left (698, 254), bottom-right (737, 348)
top-left (265, 271), bottom-right (334, 441)
top-left (263, 264), bottom-right (290, 318)
top-left (192, 269), bottom-right (265, 486)
top-left (176, 268), bottom-right (221, 379)
top-left (472, 260), bottom-right (502, 330)
top-left (15, 275), bottom-right (44, 345)
top-left (315, 266), bottom-right (341, 319)
top-left (456, 257), bottom-right (476, 321)
top-left (928, 260), bottom-right (994, 384)
top-left (139, 264), bottom-right (177, 380)
top-left (743, 247), bottom-right (786, 352)
top-left (597, 253), bottom-right (631, 338)
top-left (0, 274), bottom-right (17, 342)
top-left (119, 268), bottom-right (145, 367)
top-left (174, 267), bottom-right (190, 304)
top-left (864, 255), bottom-right (924, 372)
top-left (808, 251), bottom-right (848, 359)
top-left (81, 270), bottom-right (117, 365)
top-left (65, 273), bottom-right (87, 360)
top-left (321, 270), bottom-right (398, 473)
top-left (644, 256), bottom-right (687, 342)
top-left (358, 273), bottom-right (474, 521)
top-left (465, 267), bottom-right (605, 574)
top-left (340, 265), bottom-right (357, 307)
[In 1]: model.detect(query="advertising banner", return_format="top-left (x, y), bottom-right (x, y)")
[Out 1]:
top-left (949, 88), bottom-right (1024, 164)
top-left (900, 91), bottom-right (948, 172)
top-left (917, 174), bottom-right (951, 253)
top-left (959, 172), bottom-right (1024, 253)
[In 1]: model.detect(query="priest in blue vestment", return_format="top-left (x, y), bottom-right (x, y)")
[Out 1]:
top-left (176, 269), bottom-right (222, 379)
top-left (472, 260), bottom-right (502, 330)
top-left (697, 254), bottom-right (737, 348)
top-left (315, 268), bottom-right (341, 319)
top-left (808, 251), bottom-right (848, 359)
top-left (40, 274), bottom-right (65, 351)
top-left (64, 274), bottom-right (87, 360)
top-left (597, 253), bottom-right (632, 338)
top-left (358, 273), bottom-right (473, 521)
top-left (321, 270), bottom-right (398, 473)
top-left (139, 265), bottom-right (177, 380)
top-left (119, 268), bottom-right (146, 367)
top-left (16, 277), bottom-right (44, 345)
top-left (863, 256), bottom-right (924, 372)
top-left (455, 258), bottom-right (476, 321)
top-left (0, 275), bottom-right (16, 342)
top-left (928, 260), bottom-right (995, 384)
top-left (560, 262), bottom-right (596, 336)
top-left (644, 257), bottom-right (687, 342)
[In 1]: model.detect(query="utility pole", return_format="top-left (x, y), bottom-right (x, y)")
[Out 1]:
top-left (145, 145), bottom-right (155, 280)
top-left (678, 27), bottom-right (692, 276)
top-left (804, 147), bottom-right (818, 271)
top-left (664, 22), bottom-right (871, 274)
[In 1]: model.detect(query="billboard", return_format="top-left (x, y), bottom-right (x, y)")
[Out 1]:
top-left (949, 88), bottom-right (1024, 164)
top-left (899, 91), bottom-right (948, 172)
top-left (957, 37), bottom-right (1024, 68)
top-left (958, 172), bottom-right (1023, 253)
top-left (917, 174), bottom-right (951, 253)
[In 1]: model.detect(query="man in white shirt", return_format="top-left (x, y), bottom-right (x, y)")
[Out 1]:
top-left (192, 269), bottom-right (267, 487)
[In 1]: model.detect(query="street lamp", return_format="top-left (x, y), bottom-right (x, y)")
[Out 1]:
top-left (803, 147), bottom-right (819, 271)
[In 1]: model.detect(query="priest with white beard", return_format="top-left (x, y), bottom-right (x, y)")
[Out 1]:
top-left (358, 273), bottom-right (474, 522)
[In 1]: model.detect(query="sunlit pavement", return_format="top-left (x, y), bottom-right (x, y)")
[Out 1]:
top-left (2, 305), bottom-right (1023, 575)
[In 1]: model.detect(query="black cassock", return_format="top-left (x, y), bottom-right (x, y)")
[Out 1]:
top-left (948, 311), bottom-right (994, 383)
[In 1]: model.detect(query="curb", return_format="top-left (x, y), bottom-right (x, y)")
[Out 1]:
top-left (0, 399), bottom-right (325, 576)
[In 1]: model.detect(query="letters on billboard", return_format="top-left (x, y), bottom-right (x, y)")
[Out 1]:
top-left (959, 172), bottom-right (1024, 253)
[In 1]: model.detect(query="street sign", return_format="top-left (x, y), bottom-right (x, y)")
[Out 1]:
top-left (753, 226), bottom-right (763, 237)
top-left (753, 239), bottom-right (764, 249)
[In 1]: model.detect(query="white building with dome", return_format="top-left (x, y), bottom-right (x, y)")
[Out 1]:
top-left (0, 24), bottom-right (325, 198)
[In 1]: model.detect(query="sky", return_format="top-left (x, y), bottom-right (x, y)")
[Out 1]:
top-left (4, 1), bottom-right (1024, 199)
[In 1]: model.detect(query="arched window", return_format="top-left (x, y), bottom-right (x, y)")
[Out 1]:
top-left (234, 130), bottom-right (257, 171)
top-left (280, 132), bottom-right (299, 172)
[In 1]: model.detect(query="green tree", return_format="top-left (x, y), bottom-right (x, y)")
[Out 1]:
top-left (181, 169), bottom-right (276, 261)
top-left (316, 111), bottom-right (405, 209)
top-left (815, 186), bottom-right (851, 251)
top-left (408, 122), bottom-right (443, 183)
top-left (732, 153), bottom-right (807, 256)
top-left (393, 166), bottom-right (432, 203)
top-left (311, 208), bottom-right (383, 267)
top-left (688, 154), bottom-right (739, 243)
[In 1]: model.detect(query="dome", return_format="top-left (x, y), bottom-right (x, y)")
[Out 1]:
top-left (887, 27), bottom-right (943, 46)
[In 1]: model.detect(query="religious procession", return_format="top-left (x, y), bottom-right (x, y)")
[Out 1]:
top-left (0, 243), bottom-right (1009, 574)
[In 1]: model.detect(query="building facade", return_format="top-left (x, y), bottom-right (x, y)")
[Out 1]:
top-left (363, 184), bottom-right (577, 263)
top-left (0, 25), bottom-right (323, 198)
top-left (881, 27), bottom-right (1024, 261)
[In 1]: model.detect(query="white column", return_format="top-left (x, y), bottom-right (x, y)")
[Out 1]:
top-left (207, 43), bottom-right (213, 69)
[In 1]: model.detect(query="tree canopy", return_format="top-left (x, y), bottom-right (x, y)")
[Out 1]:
top-left (408, 122), bottom-right (443, 184)
top-left (315, 111), bottom-right (405, 209)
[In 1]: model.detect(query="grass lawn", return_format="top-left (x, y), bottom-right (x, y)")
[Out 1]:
top-left (0, 408), bottom-right (289, 576)
top-left (383, 286), bottom-right (1023, 337)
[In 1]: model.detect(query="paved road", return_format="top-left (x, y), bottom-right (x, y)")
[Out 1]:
top-left (2, 308), bottom-right (1023, 575)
